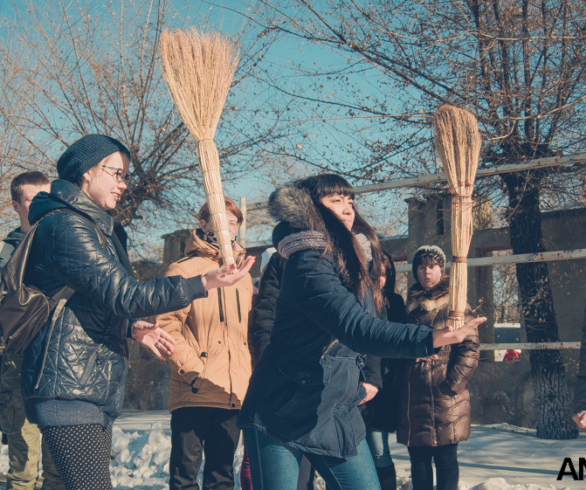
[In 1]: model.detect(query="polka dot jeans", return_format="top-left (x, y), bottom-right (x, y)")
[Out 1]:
top-left (40, 424), bottom-right (113, 490)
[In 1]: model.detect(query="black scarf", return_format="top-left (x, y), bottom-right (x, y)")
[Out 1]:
top-left (196, 228), bottom-right (236, 248)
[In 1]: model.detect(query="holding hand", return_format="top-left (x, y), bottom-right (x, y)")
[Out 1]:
top-left (131, 320), bottom-right (177, 360)
top-left (432, 317), bottom-right (486, 348)
top-left (416, 355), bottom-right (439, 362)
top-left (202, 256), bottom-right (256, 290)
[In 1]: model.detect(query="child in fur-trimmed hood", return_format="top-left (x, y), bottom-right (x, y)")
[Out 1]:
top-left (395, 245), bottom-right (480, 490)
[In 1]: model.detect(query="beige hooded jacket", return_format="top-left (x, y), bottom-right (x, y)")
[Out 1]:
top-left (156, 230), bottom-right (254, 412)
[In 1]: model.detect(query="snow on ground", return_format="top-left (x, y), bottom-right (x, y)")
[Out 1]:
top-left (0, 411), bottom-right (582, 489)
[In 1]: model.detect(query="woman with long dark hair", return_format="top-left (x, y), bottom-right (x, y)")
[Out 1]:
top-left (237, 175), bottom-right (484, 490)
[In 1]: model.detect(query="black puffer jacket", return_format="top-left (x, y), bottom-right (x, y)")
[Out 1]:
top-left (361, 293), bottom-right (407, 432)
top-left (0, 228), bottom-right (24, 271)
top-left (21, 180), bottom-right (207, 427)
top-left (574, 300), bottom-right (586, 414)
top-left (396, 277), bottom-right (479, 446)
top-left (250, 251), bottom-right (287, 359)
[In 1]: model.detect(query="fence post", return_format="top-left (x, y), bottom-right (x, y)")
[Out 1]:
top-left (239, 197), bottom-right (247, 248)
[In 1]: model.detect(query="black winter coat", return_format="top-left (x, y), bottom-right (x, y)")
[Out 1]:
top-left (573, 299), bottom-right (586, 414)
top-left (21, 180), bottom-right (207, 427)
top-left (0, 228), bottom-right (24, 272)
top-left (361, 293), bottom-right (407, 432)
top-left (237, 184), bottom-right (438, 459)
top-left (250, 252), bottom-right (287, 359)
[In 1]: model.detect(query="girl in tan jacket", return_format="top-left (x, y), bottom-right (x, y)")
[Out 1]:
top-left (157, 197), bottom-right (254, 490)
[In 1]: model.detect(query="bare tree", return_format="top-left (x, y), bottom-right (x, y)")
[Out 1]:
top-left (0, 0), bottom-right (285, 249)
top-left (246, 0), bottom-right (586, 438)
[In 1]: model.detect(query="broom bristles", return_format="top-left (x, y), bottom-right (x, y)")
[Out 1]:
top-left (433, 104), bottom-right (482, 329)
top-left (433, 105), bottom-right (481, 196)
top-left (160, 29), bottom-right (239, 141)
top-left (159, 29), bottom-right (239, 267)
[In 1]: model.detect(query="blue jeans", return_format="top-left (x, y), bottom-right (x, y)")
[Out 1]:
top-left (365, 428), bottom-right (394, 468)
top-left (243, 427), bottom-right (381, 490)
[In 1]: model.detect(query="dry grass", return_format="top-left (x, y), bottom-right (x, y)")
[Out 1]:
top-left (159, 29), bottom-right (239, 266)
top-left (433, 104), bottom-right (482, 197)
top-left (433, 105), bottom-right (482, 328)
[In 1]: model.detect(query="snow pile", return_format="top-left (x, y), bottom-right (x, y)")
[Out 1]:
top-left (459, 479), bottom-right (564, 490)
top-left (109, 422), bottom-right (171, 488)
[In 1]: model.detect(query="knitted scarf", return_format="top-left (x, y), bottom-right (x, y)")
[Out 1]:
top-left (278, 231), bottom-right (372, 262)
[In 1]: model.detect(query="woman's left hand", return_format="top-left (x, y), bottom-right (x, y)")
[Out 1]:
top-left (358, 382), bottom-right (379, 405)
top-left (131, 320), bottom-right (177, 360)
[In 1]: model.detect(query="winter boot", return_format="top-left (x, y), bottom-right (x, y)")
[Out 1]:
top-left (376, 463), bottom-right (397, 490)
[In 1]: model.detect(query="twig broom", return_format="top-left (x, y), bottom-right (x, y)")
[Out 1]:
top-left (432, 105), bottom-right (482, 329)
top-left (159, 29), bottom-right (239, 267)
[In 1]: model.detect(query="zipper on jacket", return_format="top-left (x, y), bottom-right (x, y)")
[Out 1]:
top-left (429, 363), bottom-right (437, 446)
top-left (406, 363), bottom-right (412, 445)
top-left (228, 349), bottom-right (234, 408)
top-left (236, 290), bottom-right (242, 323)
top-left (217, 288), bottom-right (225, 323)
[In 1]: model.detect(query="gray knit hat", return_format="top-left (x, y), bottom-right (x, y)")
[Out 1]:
top-left (57, 134), bottom-right (131, 184)
top-left (411, 245), bottom-right (446, 279)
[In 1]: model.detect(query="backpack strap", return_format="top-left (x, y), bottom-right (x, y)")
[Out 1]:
top-left (36, 208), bottom-right (107, 302)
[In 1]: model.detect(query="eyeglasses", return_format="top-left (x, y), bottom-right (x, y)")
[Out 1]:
top-left (102, 165), bottom-right (131, 183)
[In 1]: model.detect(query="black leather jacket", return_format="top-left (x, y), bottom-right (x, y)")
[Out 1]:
top-left (21, 180), bottom-right (206, 426)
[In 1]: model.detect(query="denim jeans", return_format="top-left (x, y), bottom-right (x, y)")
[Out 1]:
top-left (365, 428), bottom-right (394, 469)
top-left (243, 427), bottom-right (381, 490)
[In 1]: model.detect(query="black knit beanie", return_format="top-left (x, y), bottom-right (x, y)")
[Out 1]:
top-left (57, 134), bottom-right (131, 184)
top-left (411, 245), bottom-right (446, 280)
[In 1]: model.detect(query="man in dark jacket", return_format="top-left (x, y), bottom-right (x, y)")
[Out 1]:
top-left (0, 171), bottom-right (65, 490)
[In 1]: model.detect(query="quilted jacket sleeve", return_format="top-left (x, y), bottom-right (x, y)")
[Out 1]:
top-left (40, 213), bottom-right (206, 319)
top-left (283, 250), bottom-right (437, 359)
top-left (440, 306), bottom-right (479, 395)
top-left (250, 253), bottom-right (286, 357)
top-left (443, 331), bottom-right (480, 395)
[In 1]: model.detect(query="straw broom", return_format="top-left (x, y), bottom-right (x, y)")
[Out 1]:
top-left (432, 105), bottom-right (482, 329)
top-left (159, 29), bottom-right (239, 267)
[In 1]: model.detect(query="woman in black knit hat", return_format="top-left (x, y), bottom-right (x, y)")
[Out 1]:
top-left (20, 134), bottom-right (254, 490)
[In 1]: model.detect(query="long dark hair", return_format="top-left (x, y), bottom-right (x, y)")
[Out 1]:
top-left (381, 252), bottom-right (396, 308)
top-left (296, 174), bottom-right (383, 310)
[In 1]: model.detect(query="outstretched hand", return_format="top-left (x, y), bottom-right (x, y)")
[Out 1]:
top-left (202, 256), bottom-right (256, 291)
top-left (131, 320), bottom-right (177, 360)
top-left (432, 317), bottom-right (486, 348)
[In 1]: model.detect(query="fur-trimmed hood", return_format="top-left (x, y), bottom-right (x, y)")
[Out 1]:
top-left (269, 184), bottom-right (326, 234)
top-left (406, 276), bottom-right (450, 315)
top-left (268, 184), bottom-right (373, 261)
